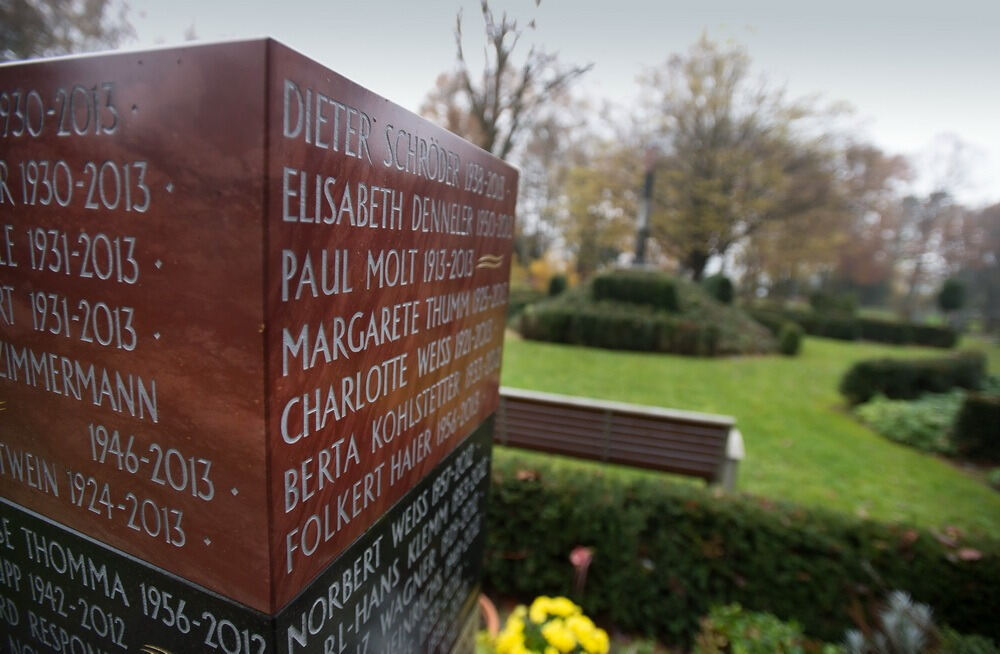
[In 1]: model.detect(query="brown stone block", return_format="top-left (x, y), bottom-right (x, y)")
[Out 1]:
top-left (0, 39), bottom-right (516, 616)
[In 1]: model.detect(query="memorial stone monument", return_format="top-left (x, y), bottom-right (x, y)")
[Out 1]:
top-left (0, 39), bottom-right (516, 653)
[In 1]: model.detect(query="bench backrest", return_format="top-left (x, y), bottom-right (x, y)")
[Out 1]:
top-left (496, 387), bottom-right (735, 482)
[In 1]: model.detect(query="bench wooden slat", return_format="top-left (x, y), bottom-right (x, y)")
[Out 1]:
top-left (608, 424), bottom-right (727, 449)
top-left (496, 388), bottom-right (740, 486)
top-left (503, 400), bottom-right (728, 439)
top-left (497, 416), bottom-right (607, 443)
top-left (613, 413), bottom-right (728, 438)
top-left (606, 442), bottom-right (722, 466)
top-left (601, 456), bottom-right (715, 480)
top-left (499, 411), bottom-right (727, 454)
top-left (507, 402), bottom-right (605, 421)
top-left (499, 386), bottom-right (735, 426)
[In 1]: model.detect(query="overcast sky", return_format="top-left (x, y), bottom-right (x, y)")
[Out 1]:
top-left (128, 0), bottom-right (999, 207)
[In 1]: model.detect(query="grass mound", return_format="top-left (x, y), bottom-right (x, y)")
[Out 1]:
top-left (518, 270), bottom-right (776, 356)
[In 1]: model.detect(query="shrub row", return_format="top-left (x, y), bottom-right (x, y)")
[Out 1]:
top-left (519, 304), bottom-right (720, 356)
top-left (749, 308), bottom-right (958, 348)
top-left (953, 393), bottom-right (1000, 462)
top-left (860, 318), bottom-right (958, 348)
top-left (485, 451), bottom-right (1000, 647)
top-left (839, 352), bottom-right (986, 405)
top-left (507, 286), bottom-right (545, 318)
top-left (750, 307), bottom-right (858, 341)
top-left (809, 291), bottom-right (858, 317)
top-left (592, 270), bottom-right (679, 312)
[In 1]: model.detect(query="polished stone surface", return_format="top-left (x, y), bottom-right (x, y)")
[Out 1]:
top-left (0, 39), bottom-right (515, 632)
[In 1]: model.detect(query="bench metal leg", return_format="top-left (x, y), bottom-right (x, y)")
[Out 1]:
top-left (713, 429), bottom-right (744, 491)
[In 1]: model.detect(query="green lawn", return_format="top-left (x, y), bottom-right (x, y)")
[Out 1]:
top-left (500, 333), bottom-right (1000, 539)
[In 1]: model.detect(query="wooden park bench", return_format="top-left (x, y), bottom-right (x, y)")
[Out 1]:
top-left (495, 386), bottom-right (745, 490)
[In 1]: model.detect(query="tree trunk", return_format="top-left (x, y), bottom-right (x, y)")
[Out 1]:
top-left (686, 250), bottom-right (709, 281)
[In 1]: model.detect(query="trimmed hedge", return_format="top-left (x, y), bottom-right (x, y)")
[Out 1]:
top-left (592, 270), bottom-right (679, 312)
top-left (485, 451), bottom-right (1000, 647)
top-left (519, 304), bottom-right (721, 356)
top-left (839, 351), bottom-right (986, 405)
top-left (809, 291), bottom-right (857, 316)
top-left (750, 307), bottom-right (860, 340)
top-left (508, 286), bottom-right (545, 318)
top-left (862, 318), bottom-right (959, 349)
top-left (748, 307), bottom-right (958, 348)
top-left (952, 393), bottom-right (1000, 462)
top-left (748, 309), bottom-right (785, 336)
top-left (518, 273), bottom-right (775, 356)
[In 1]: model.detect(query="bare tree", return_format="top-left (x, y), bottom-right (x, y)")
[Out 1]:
top-left (896, 191), bottom-right (956, 320)
top-left (954, 203), bottom-right (1000, 332)
top-left (421, 0), bottom-right (590, 160)
top-left (1, 0), bottom-right (133, 61)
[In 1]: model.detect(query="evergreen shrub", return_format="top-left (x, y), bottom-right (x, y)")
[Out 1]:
top-left (548, 274), bottom-right (568, 297)
top-left (747, 308), bottom-right (957, 348)
top-left (702, 275), bottom-right (734, 305)
top-left (839, 352), bottom-right (986, 405)
top-left (902, 323), bottom-right (960, 349)
top-left (952, 393), bottom-right (1000, 462)
top-left (591, 270), bottom-right (679, 312)
top-left (778, 322), bottom-right (803, 356)
top-left (809, 291), bottom-right (857, 316)
top-left (508, 286), bottom-right (545, 318)
top-left (519, 273), bottom-right (773, 356)
top-left (485, 452), bottom-right (1000, 647)
top-left (694, 604), bottom-right (837, 654)
top-left (938, 278), bottom-right (966, 313)
top-left (854, 392), bottom-right (963, 454)
top-left (750, 308), bottom-right (784, 335)
top-left (519, 305), bottom-right (721, 356)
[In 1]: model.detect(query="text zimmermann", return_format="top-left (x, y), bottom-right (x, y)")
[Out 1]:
top-left (0, 340), bottom-right (158, 423)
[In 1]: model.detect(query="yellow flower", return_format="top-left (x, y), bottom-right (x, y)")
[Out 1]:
top-left (495, 629), bottom-right (522, 654)
top-left (565, 614), bottom-right (609, 653)
top-left (529, 596), bottom-right (552, 623)
top-left (541, 618), bottom-right (577, 653)
top-left (584, 627), bottom-right (610, 654)
top-left (511, 596), bottom-right (607, 654)
top-left (547, 597), bottom-right (582, 618)
top-left (496, 608), bottom-right (529, 654)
